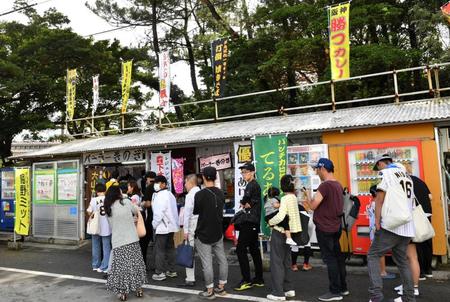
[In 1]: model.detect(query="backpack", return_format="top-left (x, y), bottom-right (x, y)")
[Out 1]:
top-left (341, 188), bottom-right (360, 232)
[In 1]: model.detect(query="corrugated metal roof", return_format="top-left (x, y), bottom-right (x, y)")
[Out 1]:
top-left (13, 97), bottom-right (450, 159)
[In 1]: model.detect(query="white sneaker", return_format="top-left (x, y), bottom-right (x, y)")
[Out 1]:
top-left (285, 238), bottom-right (297, 246)
top-left (152, 273), bottom-right (167, 281)
top-left (394, 284), bottom-right (402, 291)
top-left (394, 297), bottom-right (403, 302)
top-left (284, 290), bottom-right (295, 298)
top-left (267, 294), bottom-right (286, 301)
top-left (96, 268), bottom-right (103, 273)
top-left (397, 286), bottom-right (419, 296)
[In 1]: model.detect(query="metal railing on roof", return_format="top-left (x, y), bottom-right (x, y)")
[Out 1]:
top-left (66, 62), bottom-right (450, 138)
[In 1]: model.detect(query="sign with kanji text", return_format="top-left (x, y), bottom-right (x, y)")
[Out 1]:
top-left (172, 158), bottom-right (184, 194)
top-left (199, 153), bottom-right (232, 171)
top-left (151, 152), bottom-right (172, 191)
top-left (442, 2), bottom-right (450, 24)
top-left (211, 38), bottom-right (229, 97)
top-left (121, 60), bottom-right (132, 113)
top-left (234, 141), bottom-right (253, 213)
top-left (14, 168), bottom-right (31, 235)
top-left (329, 2), bottom-right (350, 80)
top-left (66, 69), bottom-right (77, 120)
top-left (83, 149), bottom-right (145, 165)
top-left (159, 51), bottom-right (171, 112)
top-left (254, 135), bottom-right (287, 236)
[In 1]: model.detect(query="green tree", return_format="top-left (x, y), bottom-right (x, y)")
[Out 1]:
top-left (0, 6), bottom-right (155, 163)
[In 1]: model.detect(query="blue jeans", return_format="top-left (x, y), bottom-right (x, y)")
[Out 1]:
top-left (92, 235), bottom-right (112, 271)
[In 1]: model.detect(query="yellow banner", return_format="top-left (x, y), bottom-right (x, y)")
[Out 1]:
top-left (66, 69), bottom-right (77, 120)
top-left (121, 60), bottom-right (133, 113)
top-left (329, 2), bottom-right (350, 80)
top-left (14, 168), bottom-right (31, 236)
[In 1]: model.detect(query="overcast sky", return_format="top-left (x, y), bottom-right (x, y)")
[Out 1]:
top-left (0, 0), bottom-right (195, 94)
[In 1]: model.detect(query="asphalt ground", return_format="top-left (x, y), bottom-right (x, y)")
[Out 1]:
top-left (0, 241), bottom-right (449, 302)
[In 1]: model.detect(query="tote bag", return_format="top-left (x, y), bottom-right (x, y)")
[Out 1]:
top-left (412, 201), bottom-right (435, 243)
top-left (136, 211), bottom-right (147, 238)
top-left (381, 184), bottom-right (412, 230)
top-left (87, 211), bottom-right (100, 235)
top-left (176, 241), bottom-right (194, 268)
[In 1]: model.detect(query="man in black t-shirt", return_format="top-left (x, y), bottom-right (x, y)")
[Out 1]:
top-left (194, 166), bottom-right (228, 299)
top-left (234, 162), bottom-right (264, 291)
top-left (411, 175), bottom-right (433, 279)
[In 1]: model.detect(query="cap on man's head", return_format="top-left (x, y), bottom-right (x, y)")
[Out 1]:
top-left (154, 175), bottom-right (167, 184)
top-left (145, 171), bottom-right (156, 179)
top-left (202, 166), bottom-right (217, 181)
top-left (373, 154), bottom-right (392, 171)
top-left (239, 162), bottom-right (255, 171)
top-left (314, 158), bottom-right (334, 171)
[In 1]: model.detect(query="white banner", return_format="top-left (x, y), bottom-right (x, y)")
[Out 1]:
top-left (83, 149), bottom-right (145, 165)
top-left (199, 153), bottom-right (232, 171)
top-left (92, 75), bottom-right (99, 114)
top-left (159, 51), bottom-right (171, 112)
top-left (151, 152), bottom-right (172, 191)
top-left (233, 141), bottom-right (253, 213)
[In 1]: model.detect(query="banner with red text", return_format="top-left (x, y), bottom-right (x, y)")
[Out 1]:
top-left (151, 152), bottom-right (172, 191)
top-left (329, 2), bottom-right (350, 80)
top-left (159, 51), bottom-right (171, 112)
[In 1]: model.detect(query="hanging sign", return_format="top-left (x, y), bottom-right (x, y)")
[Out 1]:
top-left (254, 135), bottom-right (287, 236)
top-left (14, 168), bottom-right (31, 236)
top-left (172, 158), bottom-right (184, 194)
top-left (211, 38), bottom-right (229, 97)
top-left (83, 149), bottom-right (145, 165)
top-left (92, 75), bottom-right (99, 114)
top-left (121, 60), bottom-right (133, 113)
top-left (66, 69), bottom-right (77, 120)
top-left (442, 2), bottom-right (450, 24)
top-left (151, 152), bottom-right (172, 191)
top-left (159, 51), bottom-right (171, 112)
top-left (329, 2), bottom-right (350, 80)
top-left (234, 141), bottom-right (253, 213)
top-left (199, 153), bottom-right (232, 171)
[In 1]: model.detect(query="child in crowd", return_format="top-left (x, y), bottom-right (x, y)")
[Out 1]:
top-left (264, 187), bottom-right (297, 245)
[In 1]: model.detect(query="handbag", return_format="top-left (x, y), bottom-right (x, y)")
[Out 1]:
top-left (291, 212), bottom-right (310, 246)
top-left (136, 210), bottom-right (147, 238)
top-left (412, 199), bottom-right (435, 243)
top-left (87, 211), bottom-right (100, 235)
top-left (176, 240), bottom-right (194, 268)
top-left (381, 184), bottom-right (412, 230)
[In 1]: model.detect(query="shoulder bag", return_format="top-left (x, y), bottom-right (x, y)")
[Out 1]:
top-left (381, 184), bottom-right (412, 230)
top-left (412, 199), bottom-right (435, 243)
top-left (136, 210), bottom-right (147, 238)
top-left (87, 210), bottom-right (100, 235)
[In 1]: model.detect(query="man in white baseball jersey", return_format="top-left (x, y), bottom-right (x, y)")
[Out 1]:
top-left (367, 154), bottom-right (415, 302)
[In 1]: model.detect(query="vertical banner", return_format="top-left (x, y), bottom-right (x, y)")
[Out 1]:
top-left (121, 60), bottom-right (133, 114)
top-left (66, 69), bottom-right (77, 120)
top-left (172, 158), bottom-right (184, 194)
top-left (159, 51), bottom-right (171, 112)
top-left (329, 2), bottom-right (350, 80)
top-left (92, 75), bottom-right (99, 114)
top-left (234, 141), bottom-right (253, 213)
top-left (254, 135), bottom-right (287, 236)
top-left (211, 38), bottom-right (229, 98)
top-left (151, 152), bottom-right (172, 191)
top-left (14, 168), bottom-right (31, 236)
top-left (442, 2), bottom-right (450, 24)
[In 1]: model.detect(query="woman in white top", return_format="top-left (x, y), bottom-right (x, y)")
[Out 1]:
top-left (87, 183), bottom-right (111, 273)
top-left (127, 180), bottom-right (142, 207)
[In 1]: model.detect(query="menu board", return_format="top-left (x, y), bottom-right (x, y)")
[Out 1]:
top-left (57, 171), bottom-right (78, 203)
top-left (35, 172), bottom-right (55, 203)
top-left (1, 170), bottom-right (15, 200)
top-left (287, 144), bottom-right (328, 202)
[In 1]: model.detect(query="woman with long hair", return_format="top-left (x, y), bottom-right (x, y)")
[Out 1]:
top-left (127, 180), bottom-right (142, 206)
top-left (104, 184), bottom-right (147, 301)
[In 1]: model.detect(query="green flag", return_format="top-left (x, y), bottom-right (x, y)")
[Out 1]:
top-left (254, 135), bottom-right (287, 236)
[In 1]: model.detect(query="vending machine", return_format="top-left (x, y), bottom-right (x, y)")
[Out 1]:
top-left (0, 168), bottom-right (15, 231)
top-left (345, 141), bottom-right (423, 255)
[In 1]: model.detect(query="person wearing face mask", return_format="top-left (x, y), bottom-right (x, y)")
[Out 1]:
top-left (151, 175), bottom-right (180, 281)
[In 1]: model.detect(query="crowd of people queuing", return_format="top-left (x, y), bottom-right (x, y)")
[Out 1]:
top-left (87, 155), bottom-right (433, 302)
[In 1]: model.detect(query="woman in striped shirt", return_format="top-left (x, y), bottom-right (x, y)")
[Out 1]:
top-left (266, 175), bottom-right (302, 301)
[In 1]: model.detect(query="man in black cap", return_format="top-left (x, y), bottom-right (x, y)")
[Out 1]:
top-left (234, 162), bottom-right (264, 291)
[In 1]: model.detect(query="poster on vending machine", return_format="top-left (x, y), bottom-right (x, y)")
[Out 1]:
top-left (287, 144), bottom-right (328, 202)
